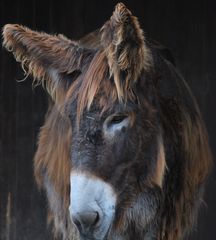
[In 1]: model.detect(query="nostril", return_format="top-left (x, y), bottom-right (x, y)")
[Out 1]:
top-left (72, 211), bottom-right (100, 231)
top-left (93, 211), bottom-right (100, 226)
top-left (73, 216), bottom-right (82, 231)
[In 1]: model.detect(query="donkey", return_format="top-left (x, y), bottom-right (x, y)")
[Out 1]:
top-left (2, 3), bottom-right (212, 240)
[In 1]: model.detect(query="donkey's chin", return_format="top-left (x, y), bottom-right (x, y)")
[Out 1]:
top-left (75, 223), bottom-right (111, 240)
top-left (78, 232), bottom-right (108, 240)
top-left (75, 223), bottom-right (113, 240)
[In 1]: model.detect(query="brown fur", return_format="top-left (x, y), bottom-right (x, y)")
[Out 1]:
top-left (154, 136), bottom-right (166, 187)
top-left (166, 109), bottom-right (212, 240)
top-left (159, 99), bottom-right (212, 240)
top-left (34, 105), bottom-right (71, 208)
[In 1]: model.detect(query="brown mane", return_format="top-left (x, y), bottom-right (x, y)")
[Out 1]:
top-left (34, 104), bottom-right (71, 205)
top-left (161, 106), bottom-right (212, 239)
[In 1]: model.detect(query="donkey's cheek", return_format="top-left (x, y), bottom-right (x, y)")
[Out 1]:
top-left (69, 172), bottom-right (117, 239)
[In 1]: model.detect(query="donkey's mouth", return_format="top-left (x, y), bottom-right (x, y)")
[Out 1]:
top-left (74, 224), bottom-right (110, 240)
top-left (79, 233), bottom-right (108, 240)
top-left (79, 235), bottom-right (100, 240)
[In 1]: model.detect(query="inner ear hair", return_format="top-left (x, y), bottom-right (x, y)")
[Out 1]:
top-left (59, 70), bottom-right (82, 89)
top-left (2, 24), bottom-right (90, 103)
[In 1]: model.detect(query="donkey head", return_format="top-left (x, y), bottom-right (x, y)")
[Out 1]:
top-left (3, 3), bottom-right (210, 240)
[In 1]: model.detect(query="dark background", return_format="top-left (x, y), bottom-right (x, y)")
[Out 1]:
top-left (0, 0), bottom-right (215, 239)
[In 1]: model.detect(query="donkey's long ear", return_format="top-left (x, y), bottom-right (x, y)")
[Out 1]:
top-left (2, 24), bottom-right (88, 103)
top-left (101, 3), bottom-right (152, 100)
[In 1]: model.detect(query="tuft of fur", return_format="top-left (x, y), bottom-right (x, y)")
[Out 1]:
top-left (34, 105), bottom-right (71, 208)
top-left (101, 2), bottom-right (152, 101)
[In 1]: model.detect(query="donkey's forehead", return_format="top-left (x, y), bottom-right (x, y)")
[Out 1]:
top-left (67, 94), bottom-right (137, 123)
top-left (64, 49), bottom-right (143, 123)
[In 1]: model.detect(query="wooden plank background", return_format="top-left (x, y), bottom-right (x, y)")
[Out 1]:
top-left (0, 0), bottom-right (215, 239)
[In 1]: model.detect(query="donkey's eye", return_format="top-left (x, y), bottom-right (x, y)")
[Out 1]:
top-left (110, 115), bottom-right (128, 125)
top-left (104, 114), bottom-right (130, 137)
